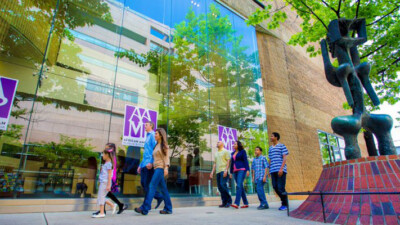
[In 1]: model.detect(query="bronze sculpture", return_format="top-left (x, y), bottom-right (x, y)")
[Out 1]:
top-left (320, 18), bottom-right (396, 159)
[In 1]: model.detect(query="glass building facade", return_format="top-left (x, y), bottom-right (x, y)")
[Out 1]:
top-left (0, 0), bottom-right (268, 199)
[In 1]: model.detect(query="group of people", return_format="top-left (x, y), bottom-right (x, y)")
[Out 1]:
top-left (92, 121), bottom-right (289, 218)
top-left (210, 132), bottom-right (289, 211)
top-left (93, 121), bottom-right (172, 218)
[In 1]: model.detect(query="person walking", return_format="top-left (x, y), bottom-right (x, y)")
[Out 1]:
top-left (269, 132), bottom-right (289, 211)
top-left (209, 141), bottom-right (232, 208)
top-left (137, 121), bottom-right (163, 209)
top-left (230, 141), bottom-right (250, 209)
top-left (92, 150), bottom-right (117, 218)
top-left (93, 143), bottom-right (127, 216)
top-left (251, 146), bottom-right (269, 210)
top-left (134, 128), bottom-right (173, 215)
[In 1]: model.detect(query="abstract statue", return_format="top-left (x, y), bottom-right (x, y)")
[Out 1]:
top-left (320, 18), bottom-right (396, 159)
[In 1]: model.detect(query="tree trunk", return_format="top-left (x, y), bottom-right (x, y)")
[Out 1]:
top-left (364, 130), bottom-right (378, 156)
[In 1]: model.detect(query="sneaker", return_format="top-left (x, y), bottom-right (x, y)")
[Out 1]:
top-left (218, 204), bottom-right (225, 208)
top-left (134, 207), bottom-right (147, 215)
top-left (117, 204), bottom-right (128, 214)
top-left (279, 206), bottom-right (287, 211)
top-left (92, 213), bottom-right (105, 218)
top-left (258, 205), bottom-right (269, 210)
top-left (159, 210), bottom-right (172, 214)
top-left (240, 205), bottom-right (249, 208)
top-left (224, 204), bottom-right (231, 208)
top-left (92, 210), bottom-right (106, 215)
top-left (112, 204), bottom-right (117, 215)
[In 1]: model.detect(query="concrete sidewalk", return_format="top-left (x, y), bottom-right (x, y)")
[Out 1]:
top-left (0, 200), bottom-right (322, 225)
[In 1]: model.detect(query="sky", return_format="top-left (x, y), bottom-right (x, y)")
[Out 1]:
top-left (373, 102), bottom-right (400, 147)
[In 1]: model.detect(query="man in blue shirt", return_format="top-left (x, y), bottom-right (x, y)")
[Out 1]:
top-left (268, 132), bottom-right (289, 211)
top-left (137, 121), bottom-right (163, 209)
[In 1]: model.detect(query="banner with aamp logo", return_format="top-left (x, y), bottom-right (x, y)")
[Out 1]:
top-left (218, 125), bottom-right (238, 152)
top-left (0, 76), bottom-right (19, 131)
top-left (122, 105), bottom-right (158, 147)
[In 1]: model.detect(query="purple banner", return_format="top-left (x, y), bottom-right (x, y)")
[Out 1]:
top-left (122, 105), bottom-right (158, 147)
top-left (0, 76), bottom-right (19, 131)
top-left (218, 125), bottom-right (238, 152)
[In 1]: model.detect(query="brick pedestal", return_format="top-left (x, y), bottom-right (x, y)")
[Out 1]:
top-left (290, 155), bottom-right (400, 224)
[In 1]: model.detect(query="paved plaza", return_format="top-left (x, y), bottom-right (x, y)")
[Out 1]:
top-left (0, 200), bottom-right (323, 225)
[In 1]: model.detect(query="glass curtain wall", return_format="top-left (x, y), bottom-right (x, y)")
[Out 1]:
top-left (0, 0), bottom-right (268, 199)
top-left (318, 130), bottom-right (346, 165)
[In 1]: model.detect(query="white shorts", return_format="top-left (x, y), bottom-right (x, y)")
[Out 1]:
top-left (97, 182), bottom-right (108, 205)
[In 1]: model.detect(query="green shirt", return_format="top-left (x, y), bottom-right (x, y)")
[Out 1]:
top-left (215, 148), bottom-right (231, 173)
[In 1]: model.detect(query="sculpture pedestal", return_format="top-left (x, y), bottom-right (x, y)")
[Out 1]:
top-left (290, 155), bottom-right (400, 224)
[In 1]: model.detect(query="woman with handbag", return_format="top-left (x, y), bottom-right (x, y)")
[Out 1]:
top-left (230, 140), bottom-right (250, 209)
top-left (93, 143), bottom-right (127, 215)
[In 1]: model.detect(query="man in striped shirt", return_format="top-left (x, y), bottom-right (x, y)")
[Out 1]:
top-left (268, 132), bottom-right (289, 211)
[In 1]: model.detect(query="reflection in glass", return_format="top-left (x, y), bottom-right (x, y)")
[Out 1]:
top-left (318, 130), bottom-right (345, 165)
top-left (0, 0), bottom-right (267, 198)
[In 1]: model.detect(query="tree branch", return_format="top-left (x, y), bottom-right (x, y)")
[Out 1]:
top-left (287, 2), bottom-right (309, 14)
top-left (360, 43), bottom-right (387, 59)
top-left (351, 0), bottom-right (362, 37)
top-left (377, 57), bottom-right (400, 75)
top-left (355, 0), bottom-right (361, 19)
top-left (367, 5), bottom-right (400, 26)
top-left (320, 0), bottom-right (338, 16)
top-left (337, 0), bottom-right (342, 18)
top-left (298, 0), bottom-right (329, 30)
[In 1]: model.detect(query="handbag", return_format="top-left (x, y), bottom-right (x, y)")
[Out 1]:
top-left (110, 179), bottom-right (120, 193)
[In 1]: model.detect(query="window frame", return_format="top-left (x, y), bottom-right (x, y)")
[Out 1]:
top-left (317, 130), bottom-right (345, 165)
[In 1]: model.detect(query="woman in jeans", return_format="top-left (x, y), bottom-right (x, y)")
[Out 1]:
top-left (230, 140), bottom-right (250, 209)
top-left (135, 128), bottom-right (173, 215)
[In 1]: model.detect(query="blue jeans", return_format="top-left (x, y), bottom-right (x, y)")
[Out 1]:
top-left (233, 170), bottom-right (248, 206)
top-left (140, 167), bottom-right (163, 200)
top-left (217, 171), bottom-right (232, 205)
top-left (271, 172), bottom-right (287, 206)
top-left (255, 180), bottom-right (269, 207)
top-left (140, 168), bottom-right (172, 213)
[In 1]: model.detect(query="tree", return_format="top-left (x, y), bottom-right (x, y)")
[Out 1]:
top-left (32, 135), bottom-right (98, 168)
top-left (1, 0), bottom-right (112, 111)
top-left (247, 0), bottom-right (399, 155)
top-left (240, 129), bottom-right (270, 159)
top-left (247, 0), bottom-right (400, 109)
top-left (117, 4), bottom-right (263, 160)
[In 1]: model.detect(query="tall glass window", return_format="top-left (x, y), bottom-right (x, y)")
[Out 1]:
top-left (318, 130), bottom-right (345, 165)
top-left (0, 0), bottom-right (268, 199)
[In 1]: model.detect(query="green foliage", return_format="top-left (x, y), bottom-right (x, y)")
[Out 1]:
top-left (240, 129), bottom-right (269, 159)
top-left (1, 0), bottom-right (113, 113)
top-left (31, 0), bottom-right (113, 38)
top-left (0, 124), bottom-right (23, 145)
top-left (32, 135), bottom-right (98, 168)
top-left (342, 102), bottom-right (352, 110)
top-left (0, 98), bottom-right (26, 144)
top-left (247, 0), bottom-right (400, 109)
